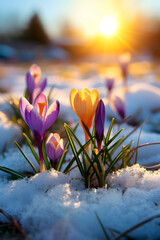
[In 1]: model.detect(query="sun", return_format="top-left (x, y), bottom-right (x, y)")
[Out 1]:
top-left (100, 16), bottom-right (117, 36)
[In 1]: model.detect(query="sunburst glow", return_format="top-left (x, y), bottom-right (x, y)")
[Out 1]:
top-left (100, 16), bottom-right (117, 36)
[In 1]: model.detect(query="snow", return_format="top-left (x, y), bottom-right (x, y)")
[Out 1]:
top-left (0, 61), bottom-right (160, 239)
top-left (0, 165), bottom-right (160, 239)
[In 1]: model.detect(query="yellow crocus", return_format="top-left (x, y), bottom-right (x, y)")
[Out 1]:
top-left (70, 88), bottom-right (99, 142)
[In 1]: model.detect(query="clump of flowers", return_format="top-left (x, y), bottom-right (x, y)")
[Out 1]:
top-left (64, 88), bottom-right (135, 188)
top-left (1, 66), bottom-right (66, 178)
top-left (19, 93), bottom-right (60, 172)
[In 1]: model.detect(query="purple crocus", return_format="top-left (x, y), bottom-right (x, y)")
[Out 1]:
top-left (19, 93), bottom-right (60, 172)
top-left (119, 53), bottom-right (131, 82)
top-left (95, 99), bottom-right (105, 151)
top-left (45, 133), bottom-right (64, 169)
top-left (112, 96), bottom-right (125, 120)
top-left (106, 78), bottom-right (114, 93)
top-left (26, 64), bottom-right (47, 103)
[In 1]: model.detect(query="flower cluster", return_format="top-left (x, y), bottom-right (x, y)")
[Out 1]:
top-left (3, 63), bottom-right (135, 189)
top-left (19, 65), bottom-right (64, 172)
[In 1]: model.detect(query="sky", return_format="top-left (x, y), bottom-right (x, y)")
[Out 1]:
top-left (0, 0), bottom-right (160, 38)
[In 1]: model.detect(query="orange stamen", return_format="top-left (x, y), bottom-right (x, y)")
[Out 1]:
top-left (52, 141), bottom-right (58, 148)
top-left (38, 102), bottom-right (47, 119)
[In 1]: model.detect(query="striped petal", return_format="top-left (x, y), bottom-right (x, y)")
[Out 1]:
top-left (43, 100), bottom-right (60, 133)
top-left (33, 93), bottom-right (48, 119)
top-left (19, 97), bottom-right (30, 123)
top-left (25, 105), bottom-right (43, 134)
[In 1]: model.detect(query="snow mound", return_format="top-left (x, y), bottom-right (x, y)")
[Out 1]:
top-left (0, 165), bottom-right (160, 239)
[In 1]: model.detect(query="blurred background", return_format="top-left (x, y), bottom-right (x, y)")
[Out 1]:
top-left (0, 0), bottom-right (160, 62)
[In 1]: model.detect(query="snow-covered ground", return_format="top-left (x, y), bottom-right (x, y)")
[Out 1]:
top-left (0, 61), bottom-right (160, 239)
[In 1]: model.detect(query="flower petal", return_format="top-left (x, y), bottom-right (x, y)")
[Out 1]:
top-left (70, 88), bottom-right (78, 112)
top-left (25, 105), bottom-right (43, 133)
top-left (74, 90), bottom-right (88, 123)
top-left (26, 71), bottom-right (35, 95)
top-left (45, 141), bottom-right (56, 160)
top-left (39, 78), bottom-right (47, 92)
top-left (19, 97), bottom-right (30, 123)
top-left (33, 93), bottom-right (48, 119)
top-left (56, 139), bottom-right (64, 158)
top-left (30, 64), bottom-right (41, 85)
top-left (43, 100), bottom-right (60, 133)
top-left (86, 89), bottom-right (99, 129)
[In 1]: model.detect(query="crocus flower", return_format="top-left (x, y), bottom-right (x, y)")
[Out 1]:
top-left (45, 133), bottom-right (64, 169)
top-left (106, 78), bottom-right (114, 93)
top-left (95, 99), bottom-right (105, 151)
top-left (111, 96), bottom-right (125, 120)
top-left (119, 52), bottom-right (131, 82)
top-left (19, 93), bottom-right (60, 172)
top-left (26, 64), bottom-right (47, 103)
top-left (70, 88), bottom-right (99, 142)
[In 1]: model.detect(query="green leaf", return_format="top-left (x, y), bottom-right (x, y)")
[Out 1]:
top-left (57, 123), bottom-right (79, 171)
top-left (109, 137), bottom-right (125, 156)
top-left (64, 123), bottom-right (100, 184)
top-left (42, 140), bottom-right (51, 170)
top-left (23, 133), bottom-right (40, 165)
top-left (106, 128), bottom-right (124, 147)
top-left (64, 124), bottom-right (85, 178)
top-left (91, 122), bottom-right (96, 151)
top-left (92, 151), bottom-right (102, 173)
top-left (0, 166), bottom-right (26, 179)
top-left (47, 85), bottom-right (55, 103)
top-left (63, 138), bottom-right (92, 173)
top-left (15, 141), bottom-right (38, 173)
top-left (65, 123), bottom-right (92, 164)
top-left (24, 88), bottom-right (29, 99)
top-left (105, 118), bottom-right (114, 144)
top-left (81, 121), bottom-right (94, 143)
top-left (105, 141), bottom-right (133, 178)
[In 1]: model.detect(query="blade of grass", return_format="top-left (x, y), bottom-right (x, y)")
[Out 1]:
top-left (0, 166), bottom-right (26, 179)
top-left (135, 117), bottom-right (149, 163)
top-left (115, 214), bottom-right (160, 240)
top-left (0, 209), bottom-right (30, 240)
top-left (23, 133), bottom-right (40, 165)
top-left (128, 142), bottom-right (160, 164)
top-left (95, 213), bottom-right (110, 240)
top-left (15, 141), bottom-right (38, 173)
